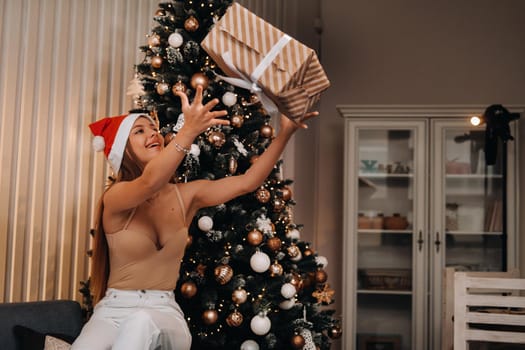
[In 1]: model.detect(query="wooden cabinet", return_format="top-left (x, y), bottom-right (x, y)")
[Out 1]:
top-left (338, 106), bottom-right (520, 350)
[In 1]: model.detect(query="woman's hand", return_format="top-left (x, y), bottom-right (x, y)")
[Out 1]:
top-left (280, 111), bottom-right (319, 135)
top-left (175, 85), bottom-right (229, 137)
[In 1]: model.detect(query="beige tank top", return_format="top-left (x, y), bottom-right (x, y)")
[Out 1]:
top-left (106, 185), bottom-right (188, 290)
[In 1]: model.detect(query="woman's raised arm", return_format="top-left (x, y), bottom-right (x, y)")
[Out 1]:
top-left (188, 111), bottom-right (318, 212)
top-left (104, 86), bottom-right (229, 214)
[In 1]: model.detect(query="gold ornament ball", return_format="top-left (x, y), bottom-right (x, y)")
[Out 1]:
top-left (180, 281), bottom-right (198, 298)
top-left (184, 15), bottom-right (200, 32)
top-left (231, 114), bottom-right (244, 128)
top-left (190, 72), bottom-right (209, 90)
top-left (232, 288), bottom-right (248, 304)
top-left (260, 124), bottom-right (274, 138)
top-left (202, 309), bottom-right (218, 325)
top-left (315, 269), bottom-right (328, 284)
top-left (269, 262), bottom-right (283, 277)
top-left (267, 236), bottom-right (282, 252)
top-left (172, 81), bottom-right (187, 94)
top-left (207, 130), bottom-right (226, 148)
top-left (247, 229), bottom-right (263, 246)
top-left (256, 187), bottom-right (271, 203)
top-left (303, 248), bottom-right (314, 257)
top-left (291, 334), bottom-right (305, 349)
top-left (151, 55), bottom-right (163, 69)
top-left (289, 273), bottom-right (304, 291)
top-left (155, 9), bottom-right (165, 16)
top-left (214, 264), bottom-right (233, 285)
top-left (281, 186), bottom-right (293, 201)
top-left (226, 310), bottom-right (244, 327)
top-left (328, 325), bottom-right (343, 339)
top-left (186, 234), bottom-right (193, 248)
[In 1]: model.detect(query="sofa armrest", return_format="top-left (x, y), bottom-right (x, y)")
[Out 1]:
top-left (0, 300), bottom-right (83, 350)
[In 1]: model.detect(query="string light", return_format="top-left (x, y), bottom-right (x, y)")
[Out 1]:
top-left (470, 115), bottom-right (482, 126)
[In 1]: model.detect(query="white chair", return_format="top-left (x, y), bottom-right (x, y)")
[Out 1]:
top-left (453, 271), bottom-right (525, 350)
top-left (442, 267), bottom-right (520, 350)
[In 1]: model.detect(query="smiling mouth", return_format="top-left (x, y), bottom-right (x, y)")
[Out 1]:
top-left (147, 143), bottom-right (160, 148)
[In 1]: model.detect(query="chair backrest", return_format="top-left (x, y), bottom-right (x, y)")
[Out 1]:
top-left (453, 271), bottom-right (525, 350)
top-left (442, 267), bottom-right (520, 350)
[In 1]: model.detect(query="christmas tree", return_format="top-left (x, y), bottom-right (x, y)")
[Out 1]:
top-left (111, 1), bottom-right (340, 349)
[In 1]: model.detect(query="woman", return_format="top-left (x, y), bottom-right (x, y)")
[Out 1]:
top-left (71, 86), bottom-right (317, 350)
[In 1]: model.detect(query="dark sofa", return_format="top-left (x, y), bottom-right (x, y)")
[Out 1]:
top-left (0, 300), bottom-right (83, 350)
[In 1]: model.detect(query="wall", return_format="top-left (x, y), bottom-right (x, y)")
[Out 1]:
top-left (307, 0), bottom-right (524, 348)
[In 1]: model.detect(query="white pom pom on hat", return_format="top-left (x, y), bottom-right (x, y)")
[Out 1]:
top-left (89, 113), bottom-right (155, 173)
top-left (92, 135), bottom-right (105, 152)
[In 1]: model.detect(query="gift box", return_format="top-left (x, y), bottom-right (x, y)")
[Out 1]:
top-left (201, 3), bottom-right (330, 120)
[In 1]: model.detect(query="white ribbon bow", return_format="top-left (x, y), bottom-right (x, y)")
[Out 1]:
top-left (216, 34), bottom-right (291, 118)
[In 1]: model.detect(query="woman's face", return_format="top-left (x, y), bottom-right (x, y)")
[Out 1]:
top-left (127, 116), bottom-right (164, 166)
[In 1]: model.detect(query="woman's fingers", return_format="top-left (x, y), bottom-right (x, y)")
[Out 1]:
top-left (175, 90), bottom-right (189, 109)
top-left (302, 111), bottom-right (319, 121)
top-left (211, 118), bottom-right (231, 126)
top-left (193, 85), bottom-right (204, 105)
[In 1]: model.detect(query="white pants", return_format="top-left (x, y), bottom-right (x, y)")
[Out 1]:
top-left (71, 289), bottom-right (191, 350)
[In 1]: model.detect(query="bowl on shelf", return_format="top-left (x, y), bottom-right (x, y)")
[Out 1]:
top-left (445, 160), bottom-right (470, 174)
top-left (384, 213), bottom-right (409, 230)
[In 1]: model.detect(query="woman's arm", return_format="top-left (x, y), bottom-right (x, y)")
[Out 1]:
top-left (188, 112), bottom-right (318, 211)
top-left (104, 86), bottom-right (229, 213)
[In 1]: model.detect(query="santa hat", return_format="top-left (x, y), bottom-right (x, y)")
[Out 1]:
top-left (89, 113), bottom-right (155, 173)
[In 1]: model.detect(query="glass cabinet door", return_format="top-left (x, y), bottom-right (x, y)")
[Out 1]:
top-left (351, 121), bottom-right (426, 350)
top-left (442, 128), bottom-right (504, 271)
top-left (430, 119), bottom-right (517, 350)
top-left (431, 119), bottom-right (513, 274)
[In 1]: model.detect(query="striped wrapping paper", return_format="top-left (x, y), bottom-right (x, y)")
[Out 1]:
top-left (201, 2), bottom-right (330, 120)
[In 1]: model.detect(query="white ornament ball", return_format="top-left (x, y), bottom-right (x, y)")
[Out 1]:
top-left (240, 340), bottom-right (260, 350)
top-left (316, 255), bottom-right (328, 268)
top-left (286, 228), bottom-right (301, 240)
top-left (190, 144), bottom-right (200, 157)
top-left (279, 298), bottom-right (295, 310)
top-left (156, 82), bottom-right (170, 95)
top-left (168, 32), bottom-right (183, 48)
top-left (280, 283), bottom-right (297, 299)
top-left (198, 215), bottom-right (213, 231)
top-left (250, 314), bottom-right (271, 335)
top-left (222, 91), bottom-right (237, 107)
top-left (250, 251), bottom-right (271, 273)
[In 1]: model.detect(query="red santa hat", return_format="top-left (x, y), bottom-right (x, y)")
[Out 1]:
top-left (89, 113), bottom-right (155, 173)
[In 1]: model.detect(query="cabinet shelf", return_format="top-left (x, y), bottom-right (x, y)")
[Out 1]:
top-left (446, 230), bottom-right (502, 235)
top-left (445, 174), bottom-right (502, 179)
top-left (359, 173), bottom-right (414, 178)
top-left (358, 229), bottom-right (412, 234)
top-left (357, 289), bottom-right (412, 295)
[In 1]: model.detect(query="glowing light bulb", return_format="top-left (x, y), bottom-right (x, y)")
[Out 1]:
top-left (470, 115), bottom-right (482, 126)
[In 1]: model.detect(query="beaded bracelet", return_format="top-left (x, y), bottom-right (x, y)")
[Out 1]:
top-left (173, 142), bottom-right (191, 155)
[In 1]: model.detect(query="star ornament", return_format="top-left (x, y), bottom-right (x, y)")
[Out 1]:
top-left (312, 283), bottom-right (335, 304)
